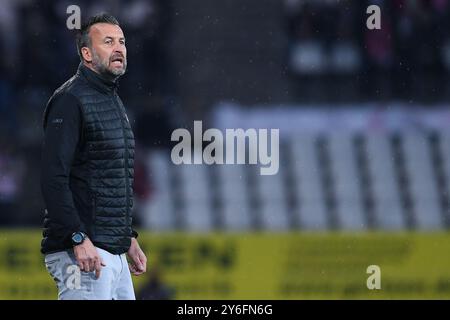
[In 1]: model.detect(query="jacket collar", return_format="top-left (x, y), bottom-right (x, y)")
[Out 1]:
top-left (77, 63), bottom-right (119, 94)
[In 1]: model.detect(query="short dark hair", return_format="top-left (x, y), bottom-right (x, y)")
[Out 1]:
top-left (76, 13), bottom-right (120, 61)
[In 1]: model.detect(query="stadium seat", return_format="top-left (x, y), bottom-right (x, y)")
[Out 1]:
top-left (402, 132), bottom-right (442, 229)
top-left (178, 159), bottom-right (214, 231)
top-left (328, 133), bottom-right (366, 230)
top-left (366, 133), bottom-right (405, 229)
top-left (290, 134), bottom-right (329, 230)
top-left (254, 171), bottom-right (290, 230)
top-left (216, 165), bottom-right (252, 230)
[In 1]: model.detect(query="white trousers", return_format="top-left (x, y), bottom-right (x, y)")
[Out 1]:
top-left (44, 247), bottom-right (135, 300)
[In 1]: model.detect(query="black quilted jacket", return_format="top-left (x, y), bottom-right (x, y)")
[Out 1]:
top-left (40, 63), bottom-right (137, 255)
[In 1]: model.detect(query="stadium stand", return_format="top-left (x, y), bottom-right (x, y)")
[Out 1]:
top-left (139, 110), bottom-right (450, 232)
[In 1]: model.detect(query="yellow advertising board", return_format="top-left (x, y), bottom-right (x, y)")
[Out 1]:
top-left (1, 230), bottom-right (450, 299)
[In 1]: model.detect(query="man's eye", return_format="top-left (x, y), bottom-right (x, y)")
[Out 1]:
top-left (105, 40), bottom-right (112, 44)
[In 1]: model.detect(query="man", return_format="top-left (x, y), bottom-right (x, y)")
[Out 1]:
top-left (40, 13), bottom-right (147, 300)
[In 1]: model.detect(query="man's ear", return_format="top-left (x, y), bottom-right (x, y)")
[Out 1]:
top-left (81, 47), bottom-right (92, 63)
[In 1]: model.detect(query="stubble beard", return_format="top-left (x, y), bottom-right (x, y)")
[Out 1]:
top-left (91, 48), bottom-right (127, 81)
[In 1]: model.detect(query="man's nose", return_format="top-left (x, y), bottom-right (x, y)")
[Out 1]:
top-left (113, 44), bottom-right (125, 55)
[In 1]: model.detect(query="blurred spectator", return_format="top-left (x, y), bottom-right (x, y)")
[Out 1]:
top-left (137, 265), bottom-right (175, 300)
top-left (0, 139), bottom-right (25, 225)
top-left (284, 0), bottom-right (450, 101)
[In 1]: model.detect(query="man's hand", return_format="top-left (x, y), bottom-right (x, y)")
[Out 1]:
top-left (73, 237), bottom-right (106, 279)
top-left (127, 237), bottom-right (147, 276)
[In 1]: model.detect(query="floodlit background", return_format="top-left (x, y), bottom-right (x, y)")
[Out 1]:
top-left (1, 0), bottom-right (450, 299)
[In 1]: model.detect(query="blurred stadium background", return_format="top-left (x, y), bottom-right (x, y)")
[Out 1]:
top-left (2, 0), bottom-right (450, 299)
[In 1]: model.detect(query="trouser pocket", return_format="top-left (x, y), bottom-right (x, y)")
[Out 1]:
top-left (44, 250), bottom-right (94, 298)
top-left (44, 251), bottom-right (66, 289)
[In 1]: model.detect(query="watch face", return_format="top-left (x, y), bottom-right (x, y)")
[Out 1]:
top-left (73, 233), bottom-right (83, 243)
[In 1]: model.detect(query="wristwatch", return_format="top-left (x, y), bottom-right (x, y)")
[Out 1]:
top-left (71, 231), bottom-right (87, 246)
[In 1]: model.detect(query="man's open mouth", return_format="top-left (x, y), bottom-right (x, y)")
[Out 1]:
top-left (111, 57), bottom-right (124, 66)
